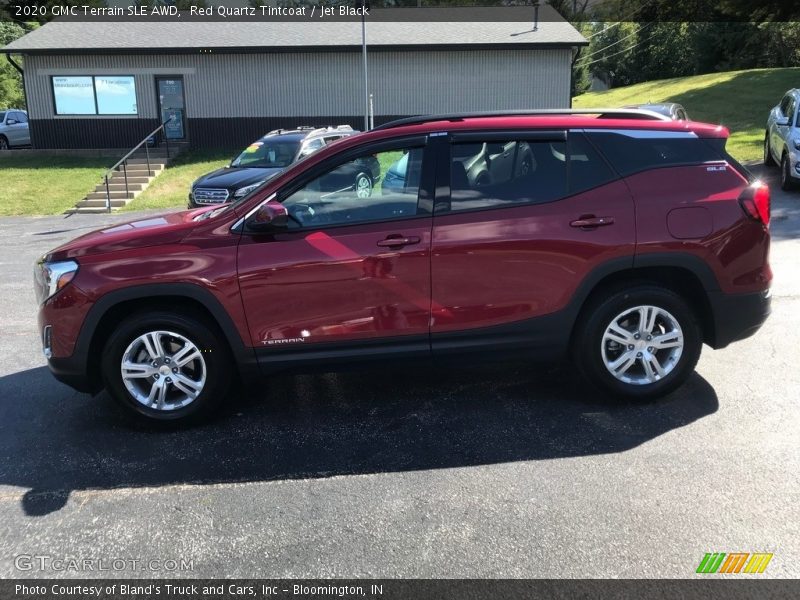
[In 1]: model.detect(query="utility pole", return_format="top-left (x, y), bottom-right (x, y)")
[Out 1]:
top-left (361, 0), bottom-right (369, 130)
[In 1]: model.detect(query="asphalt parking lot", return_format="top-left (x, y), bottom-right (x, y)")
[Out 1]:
top-left (0, 166), bottom-right (798, 579)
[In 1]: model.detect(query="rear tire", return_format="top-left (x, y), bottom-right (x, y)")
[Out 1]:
top-left (763, 133), bottom-right (776, 166)
top-left (101, 310), bottom-right (232, 425)
top-left (573, 284), bottom-right (702, 400)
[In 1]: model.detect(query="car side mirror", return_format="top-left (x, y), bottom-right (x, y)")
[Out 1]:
top-left (247, 200), bottom-right (288, 231)
top-left (776, 116), bottom-right (790, 126)
top-left (6, 119), bottom-right (17, 125)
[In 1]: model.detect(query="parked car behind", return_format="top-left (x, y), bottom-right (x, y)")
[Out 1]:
top-left (189, 125), bottom-right (365, 207)
top-left (624, 103), bottom-right (689, 121)
top-left (764, 88), bottom-right (800, 191)
top-left (0, 109), bottom-right (30, 149)
top-left (36, 109), bottom-right (771, 425)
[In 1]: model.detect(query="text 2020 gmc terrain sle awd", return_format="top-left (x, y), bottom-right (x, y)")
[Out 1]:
top-left (35, 110), bottom-right (772, 424)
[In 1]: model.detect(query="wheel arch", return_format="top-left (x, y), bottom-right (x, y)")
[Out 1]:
top-left (77, 283), bottom-right (256, 391)
top-left (568, 254), bottom-right (720, 348)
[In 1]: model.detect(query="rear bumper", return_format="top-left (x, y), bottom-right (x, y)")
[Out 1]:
top-left (708, 288), bottom-right (771, 349)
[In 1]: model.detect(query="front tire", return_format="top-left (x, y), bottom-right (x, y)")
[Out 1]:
top-left (764, 133), bottom-right (776, 166)
top-left (0, 136), bottom-right (9, 151)
top-left (781, 152), bottom-right (797, 191)
top-left (101, 311), bottom-right (232, 425)
top-left (354, 172), bottom-right (372, 198)
top-left (573, 284), bottom-right (702, 400)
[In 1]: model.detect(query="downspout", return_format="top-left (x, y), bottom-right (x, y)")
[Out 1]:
top-left (6, 53), bottom-right (26, 104)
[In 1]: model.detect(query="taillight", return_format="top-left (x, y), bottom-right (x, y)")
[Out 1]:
top-left (739, 182), bottom-right (770, 226)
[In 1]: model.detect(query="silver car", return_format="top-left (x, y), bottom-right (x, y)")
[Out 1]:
top-left (624, 103), bottom-right (689, 120)
top-left (764, 89), bottom-right (800, 191)
top-left (0, 109), bottom-right (30, 150)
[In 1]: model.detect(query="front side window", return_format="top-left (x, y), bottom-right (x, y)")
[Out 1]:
top-left (231, 140), bottom-right (300, 168)
top-left (448, 139), bottom-right (567, 212)
top-left (282, 145), bottom-right (424, 228)
top-left (14, 111), bottom-right (28, 123)
top-left (52, 75), bottom-right (137, 115)
top-left (779, 95), bottom-right (792, 116)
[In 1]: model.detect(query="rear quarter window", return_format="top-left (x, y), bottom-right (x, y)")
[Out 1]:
top-left (585, 131), bottom-right (724, 177)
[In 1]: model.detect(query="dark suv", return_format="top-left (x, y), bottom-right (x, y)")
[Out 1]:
top-left (188, 125), bottom-right (374, 207)
top-left (36, 110), bottom-right (772, 425)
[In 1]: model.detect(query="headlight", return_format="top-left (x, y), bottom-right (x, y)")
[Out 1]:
top-left (34, 259), bottom-right (79, 304)
top-left (234, 181), bottom-right (265, 198)
top-left (794, 139), bottom-right (800, 151)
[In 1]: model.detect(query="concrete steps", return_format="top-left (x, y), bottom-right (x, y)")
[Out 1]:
top-left (66, 146), bottom-right (182, 214)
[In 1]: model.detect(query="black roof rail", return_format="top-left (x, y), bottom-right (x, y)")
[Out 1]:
top-left (372, 108), bottom-right (671, 131)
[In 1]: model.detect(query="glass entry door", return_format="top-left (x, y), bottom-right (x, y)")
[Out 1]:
top-left (156, 76), bottom-right (186, 140)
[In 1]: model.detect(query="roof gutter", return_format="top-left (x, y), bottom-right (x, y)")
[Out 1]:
top-left (6, 53), bottom-right (24, 76)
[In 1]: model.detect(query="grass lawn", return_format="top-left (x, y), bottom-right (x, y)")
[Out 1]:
top-left (574, 67), bottom-right (800, 163)
top-left (121, 149), bottom-right (232, 212)
top-left (0, 155), bottom-right (108, 217)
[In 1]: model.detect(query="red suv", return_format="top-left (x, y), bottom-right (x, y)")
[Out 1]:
top-left (35, 110), bottom-right (772, 424)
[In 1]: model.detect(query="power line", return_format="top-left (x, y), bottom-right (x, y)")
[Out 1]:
top-left (585, 0), bottom-right (654, 39)
top-left (576, 25), bottom-right (647, 63)
top-left (578, 27), bottom-right (660, 68)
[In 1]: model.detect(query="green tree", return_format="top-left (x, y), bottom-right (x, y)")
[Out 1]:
top-left (0, 21), bottom-right (30, 109)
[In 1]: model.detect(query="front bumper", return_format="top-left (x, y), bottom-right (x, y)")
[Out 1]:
top-left (38, 284), bottom-right (100, 394)
top-left (708, 288), bottom-right (771, 349)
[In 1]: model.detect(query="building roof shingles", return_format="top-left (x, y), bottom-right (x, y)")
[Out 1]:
top-left (2, 7), bottom-right (586, 53)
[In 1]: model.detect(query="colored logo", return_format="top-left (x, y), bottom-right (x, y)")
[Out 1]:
top-left (696, 552), bottom-right (773, 574)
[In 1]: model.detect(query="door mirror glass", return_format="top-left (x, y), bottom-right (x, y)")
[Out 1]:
top-left (247, 200), bottom-right (288, 231)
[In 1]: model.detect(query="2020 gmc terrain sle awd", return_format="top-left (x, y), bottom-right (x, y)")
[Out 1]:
top-left (35, 110), bottom-right (772, 424)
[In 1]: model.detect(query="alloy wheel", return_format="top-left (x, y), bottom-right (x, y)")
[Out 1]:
top-left (355, 175), bottom-right (372, 198)
top-left (600, 305), bottom-right (684, 386)
top-left (120, 330), bottom-right (206, 411)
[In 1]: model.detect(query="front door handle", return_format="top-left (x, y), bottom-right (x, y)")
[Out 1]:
top-left (377, 235), bottom-right (421, 248)
top-left (570, 216), bottom-right (615, 229)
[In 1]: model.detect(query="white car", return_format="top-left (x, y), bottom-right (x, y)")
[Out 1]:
top-left (0, 109), bottom-right (30, 150)
top-left (765, 89), bottom-right (800, 191)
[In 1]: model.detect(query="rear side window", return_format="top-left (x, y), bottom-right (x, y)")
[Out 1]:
top-left (586, 131), bottom-right (723, 176)
top-left (567, 132), bottom-right (617, 195)
top-left (448, 139), bottom-right (567, 212)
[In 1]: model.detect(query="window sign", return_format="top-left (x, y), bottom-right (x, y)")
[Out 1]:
top-left (95, 76), bottom-right (137, 115)
top-left (52, 76), bottom-right (96, 115)
top-left (52, 76), bottom-right (138, 115)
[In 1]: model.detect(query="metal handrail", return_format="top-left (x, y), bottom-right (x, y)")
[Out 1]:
top-left (101, 118), bottom-right (173, 212)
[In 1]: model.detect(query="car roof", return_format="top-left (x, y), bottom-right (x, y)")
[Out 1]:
top-left (365, 113), bottom-right (724, 140)
top-left (259, 125), bottom-right (357, 143)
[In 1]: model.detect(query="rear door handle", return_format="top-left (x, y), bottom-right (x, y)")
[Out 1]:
top-left (570, 216), bottom-right (615, 229)
top-left (377, 235), bottom-right (421, 248)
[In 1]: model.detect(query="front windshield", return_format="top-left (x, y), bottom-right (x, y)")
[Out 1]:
top-left (231, 140), bottom-right (300, 168)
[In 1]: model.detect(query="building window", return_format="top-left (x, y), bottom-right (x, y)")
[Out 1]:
top-left (52, 76), bottom-right (137, 116)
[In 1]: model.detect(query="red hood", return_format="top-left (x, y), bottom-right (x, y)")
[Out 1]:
top-left (46, 207), bottom-right (216, 261)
